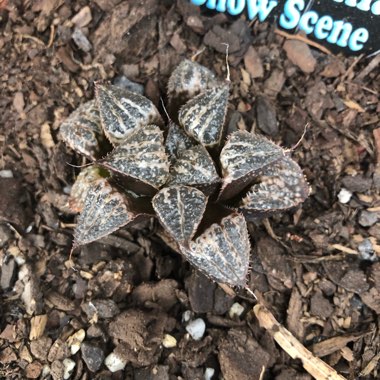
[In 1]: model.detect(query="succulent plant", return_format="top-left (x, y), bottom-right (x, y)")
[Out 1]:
top-left (60, 59), bottom-right (309, 288)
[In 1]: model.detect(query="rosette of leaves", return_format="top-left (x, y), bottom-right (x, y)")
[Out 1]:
top-left (60, 59), bottom-right (309, 288)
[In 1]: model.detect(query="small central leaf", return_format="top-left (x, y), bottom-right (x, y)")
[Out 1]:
top-left (165, 122), bottom-right (196, 163)
top-left (152, 185), bottom-right (207, 245)
top-left (167, 145), bottom-right (220, 195)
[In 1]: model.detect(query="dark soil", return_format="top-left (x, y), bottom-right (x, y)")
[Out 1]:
top-left (1, 1), bottom-right (380, 379)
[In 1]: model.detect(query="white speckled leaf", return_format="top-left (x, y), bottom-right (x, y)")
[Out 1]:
top-left (152, 186), bottom-right (207, 245)
top-left (99, 125), bottom-right (169, 195)
top-left (178, 84), bottom-right (229, 148)
top-left (219, 131), bottom-right (284, 200)
top-left (165, 122), bottom-right (196, 163)
top-left (69, 166), bottom-right (108, 213)
top-left (96, 84), bottom-right (163, 145)
top-left (181, 213), bottom-right (250, 287)
top-left (239, 155), bottom-right (310, 217)
top-left (167, 59), bottom-right (217, 113)
top-left (74, 178), bottom-right (135, 246)
top-left (167, 145), bottom-right (220, 195)
top-left (59, 100), bottom-right (104, 159)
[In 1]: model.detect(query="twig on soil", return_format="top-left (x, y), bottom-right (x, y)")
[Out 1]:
top-left (274, 29), bottom-right (332, 55)
top-left (334, 54), bottom-right (364, 86)
top-left (221, 43), bottom-right (230, 82)
top-left (253, 304), bottom-right (347, 380)
top-left (47, 24), bottom-right (55, 48)
top-left (16, 33), bottom-right (46, 47)
top-left (360, 352), bottom-right (380, 377)
top-left (328, 244), bottom-right (358, 255)
top-left (191, 47), bottom-right (206, 61)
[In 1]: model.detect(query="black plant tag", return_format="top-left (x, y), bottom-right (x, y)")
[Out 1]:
top-left (189, 0), bottom-right (380, 55)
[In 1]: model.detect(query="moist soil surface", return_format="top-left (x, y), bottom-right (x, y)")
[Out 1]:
top-left (1, 1), bottom-right (380, 379)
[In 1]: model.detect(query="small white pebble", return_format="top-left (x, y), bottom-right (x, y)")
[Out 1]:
top-left (182, 310), bottom-right (192, 323)
top-left (186, 318), bottom-right (206, 341)
top-left (14, 255), bottom-right (26, 266)
top-left (0, 170), bottom-right (13, 178)
top-left (25, 224), bottom-right (33, 233)
top-left (338, 188), bottom-right (352, 204)
top-left (228, 302), bottom-right (245, 319)
top-left (204, 367), bottom-right (215, 380)
top-left (63, 358), bottom-right (76, 379)
top-left (41, 365), bottom-right (51, 377)
top-left (162, 334), bottom-right (177, 348)
top-left (105, 352), bottom-right (127, 372)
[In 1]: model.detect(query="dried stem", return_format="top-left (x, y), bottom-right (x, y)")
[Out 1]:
top-left (254, 304), bottom-right (347, 380)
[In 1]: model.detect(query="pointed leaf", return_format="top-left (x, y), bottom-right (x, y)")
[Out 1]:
top-left (181, 213), bottom-right (250, 287)
top-left (74, 178), bottom-right (135, 246)
top-left (165, 122), bottom-right (196, 163)
top-left (69, 166), bottom-right (108, 213)
top-left (99, 125), bottom-right (169, 195)
top-left (219, 131), bottom-right (284, 200)
top-left (239, 156), bottom-right (310, 217)
top-left (96, 84), bottom-right (163, 145)
top-left (167, 145), bottom-right (220, 195)
top-left (178, 84), bottom-right (229, 148)
top-left (152, 186), bottom-right (207, 245)
top-left (60, 100), bottom-right (104, 159)
top-left (167, 59), bottom-right (217, 116)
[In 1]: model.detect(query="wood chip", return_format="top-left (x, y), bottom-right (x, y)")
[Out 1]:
top-left (311, 334), bottom-right (364, 357)
top-left (29, 314), bottom-right (48, 340)
top-left (254, 304), bottom-right (346, 380)
top-left (40, 123), bottom-right (55, 149)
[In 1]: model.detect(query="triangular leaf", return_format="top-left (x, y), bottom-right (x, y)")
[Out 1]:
top-left (165, 122), bottom-right (196, 163)
top-left (99, 125), bottom-right (169, 195)
top-left (167, 145), bottom-right (220, 195)
top-left (167, 59), bottom-right (217, 116)
top-left (219, 131), bottom-right (284, 200)
top-left (239, 155), bottom-right (310, 217)
top-left (152, 186), bottom-right (207, 245)
top-left (181, 213), bottom-right (250, 287)
top-left (96, 84), bottom-right (163, 145)
top-left (60, 100), bottom-right (104, 159)
top-left (178, 84), bottom-right (229, 148)
top-left (74, 178), bottom-right (136, 246)
top-left (69, 166), bottom-right (108, 213)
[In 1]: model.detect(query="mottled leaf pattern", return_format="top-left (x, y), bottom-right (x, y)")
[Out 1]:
top-left (60, 100), bottom-right (103, 159)
top-left (69, 166), bottom-right (108, 213)
top-left (165, 122), bottom-right (196, 163)
top-left (74, 178), bottom-right (135, 246)
top-left (60, 59), bottom-right (309, 288)
top-left (167, 145), bottom-right (220, 194)
top-left (152, 186), bottom-right (207, 245)
top-left (179, 85), bottom-right (229, 148)
top-left (99, 125), bottom-right (169, 194)
top-left (181, 213), bottom-right (250, 287)
top-left (167, 59), bottom-right (217, 113)
top-left (239, 156), bottom-right (310, 217)
top-left (219, 131), bottom-right (284, 200)
top-left (96, 84), bottom-right (163, 145)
